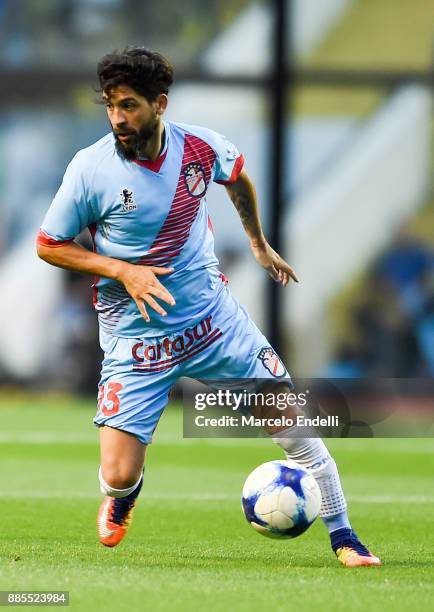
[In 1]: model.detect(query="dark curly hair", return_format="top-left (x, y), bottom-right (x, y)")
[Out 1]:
top-left (97, 47), bottom-right (174, 102)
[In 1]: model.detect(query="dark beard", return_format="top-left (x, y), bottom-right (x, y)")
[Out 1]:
top-left (114, 119), bottom-right (159, 161)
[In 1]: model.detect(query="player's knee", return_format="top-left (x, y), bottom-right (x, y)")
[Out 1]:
top-left (100, 464), bottom-right (143, 492)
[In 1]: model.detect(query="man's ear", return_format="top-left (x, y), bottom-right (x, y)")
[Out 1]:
top-left (155, 94), bottom-right (168, 115)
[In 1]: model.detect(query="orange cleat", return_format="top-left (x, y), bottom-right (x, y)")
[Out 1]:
top-left (97, 496), bottom-right (136, 548)
top-left (335, 546), bottom-right (382, 567)
top-left (331, 528), bottom-right (382, 567)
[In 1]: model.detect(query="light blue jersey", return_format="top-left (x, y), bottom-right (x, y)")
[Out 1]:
top-left (39, 121), bottom-right (290, 444)
top-left (39, 121), bottom-right (244, 337)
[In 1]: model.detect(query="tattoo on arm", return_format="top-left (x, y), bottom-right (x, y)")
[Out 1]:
top-left (230, 190), bottom-right (253, 228)
top-left (224, 169), bottom-right (266, 245)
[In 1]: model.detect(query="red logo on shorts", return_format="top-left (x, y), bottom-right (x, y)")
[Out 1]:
top-left (132, 315), bottom-right (222, 373)
top-left (257, 347), bottom-right (286, 377)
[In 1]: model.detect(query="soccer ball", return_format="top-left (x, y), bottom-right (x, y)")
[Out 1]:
top-left (242, 459), bottom-right (322, 539)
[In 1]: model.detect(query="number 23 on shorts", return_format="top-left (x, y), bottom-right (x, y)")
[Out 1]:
top-left (97, 382), bottom-right (123, 416)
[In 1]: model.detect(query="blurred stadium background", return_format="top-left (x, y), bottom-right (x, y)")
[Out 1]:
top-left (0, 0), bottom-right (432, 393)
top-left (0, 3), bottom-right (433, 609)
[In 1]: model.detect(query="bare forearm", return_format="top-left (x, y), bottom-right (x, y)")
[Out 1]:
top-left (224, 167), bottom-right (298, 285)
top-left (225, 168), bottom-right (266, 246)
top-left (36, 240), bottom-right (128, 282)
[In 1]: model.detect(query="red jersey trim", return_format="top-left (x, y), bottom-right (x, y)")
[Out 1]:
top-left (133, 149), bottom-right (168, 173)
top-left (137, 134), bottom-right (216, 269)
top-left (88, 223), bottom-right (100, 306)
top-left (36, 229), bottom-right (73, 248)
top-left (219, 272), bottom-right (229, 286)
top-left (215, 154), bottom-right (244, 185)
top-left (207, 214), bottom-right (214, 234)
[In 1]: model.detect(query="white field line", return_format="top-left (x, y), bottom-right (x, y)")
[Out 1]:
top-left (0, 491), bottom-right (433, 503)
top-left (348, 495), bottom-right (434, 504)
top-left (0, 432), bottom-right (96, 443)
top-left (0, 432), bottom-right (246, 444)
top-left (0, 432), bottom-right (434, 451)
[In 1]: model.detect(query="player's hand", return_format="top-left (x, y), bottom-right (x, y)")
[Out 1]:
top-left (118, 263), bottom-right (176, 322)
top-left (250, 240), bottom-right (298, 286)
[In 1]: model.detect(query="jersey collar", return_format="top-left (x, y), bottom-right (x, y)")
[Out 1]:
top-left (133, 121), bottom-right (169, 173)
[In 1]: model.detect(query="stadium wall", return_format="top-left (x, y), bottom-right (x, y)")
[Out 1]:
top-left (228, 85), bottom-right (432, 374)
top-left (202, 0), bottom-right (355, 75)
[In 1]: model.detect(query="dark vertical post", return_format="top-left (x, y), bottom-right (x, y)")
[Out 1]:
top-left (267, 0), bottom-right (289, 353)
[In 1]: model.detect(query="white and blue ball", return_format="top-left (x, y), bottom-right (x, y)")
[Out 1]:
top-left (242, 460), bottom-right (322, 539)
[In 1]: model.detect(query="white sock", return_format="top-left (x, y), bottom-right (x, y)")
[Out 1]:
top-left (271, 429), bottom-right (348, 521)
top-left (98, 466), bottom-right (143, 498)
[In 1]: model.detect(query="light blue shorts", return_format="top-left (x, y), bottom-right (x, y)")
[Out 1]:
top-left (93, 287), bottom-right (291, 444)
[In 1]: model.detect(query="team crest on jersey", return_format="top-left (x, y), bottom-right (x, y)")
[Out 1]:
top-left (257, 347), bottom-right (286, 377)
top-left (184, 162), bottom-right (207, 197)
top-left (120, 188), bottom-right (136, 212)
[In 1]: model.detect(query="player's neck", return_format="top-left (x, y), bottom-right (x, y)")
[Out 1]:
top-left (138, 120), bottom-right (165, 162)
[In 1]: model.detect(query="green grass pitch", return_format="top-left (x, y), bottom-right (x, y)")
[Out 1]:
top-left (0, 395), bottom-right (433, 611)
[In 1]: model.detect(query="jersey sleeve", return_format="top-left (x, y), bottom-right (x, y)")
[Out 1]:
top-left (211, 133), bottom-right (244, 185)
top-left (37, 152), bottom-right (95, 247)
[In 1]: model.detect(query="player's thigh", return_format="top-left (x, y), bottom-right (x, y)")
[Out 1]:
top-left (94, 332), bottom-right (176, 450)
top-left (250, 381), bottom-right (298, 435)
top-left (182, 288), bottom-right (291, 383)
top-left (181, 290), bottom-right (295, 434)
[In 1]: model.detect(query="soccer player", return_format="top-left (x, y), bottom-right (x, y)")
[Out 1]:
top-left (37, 47), bottom-right (381, 567)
